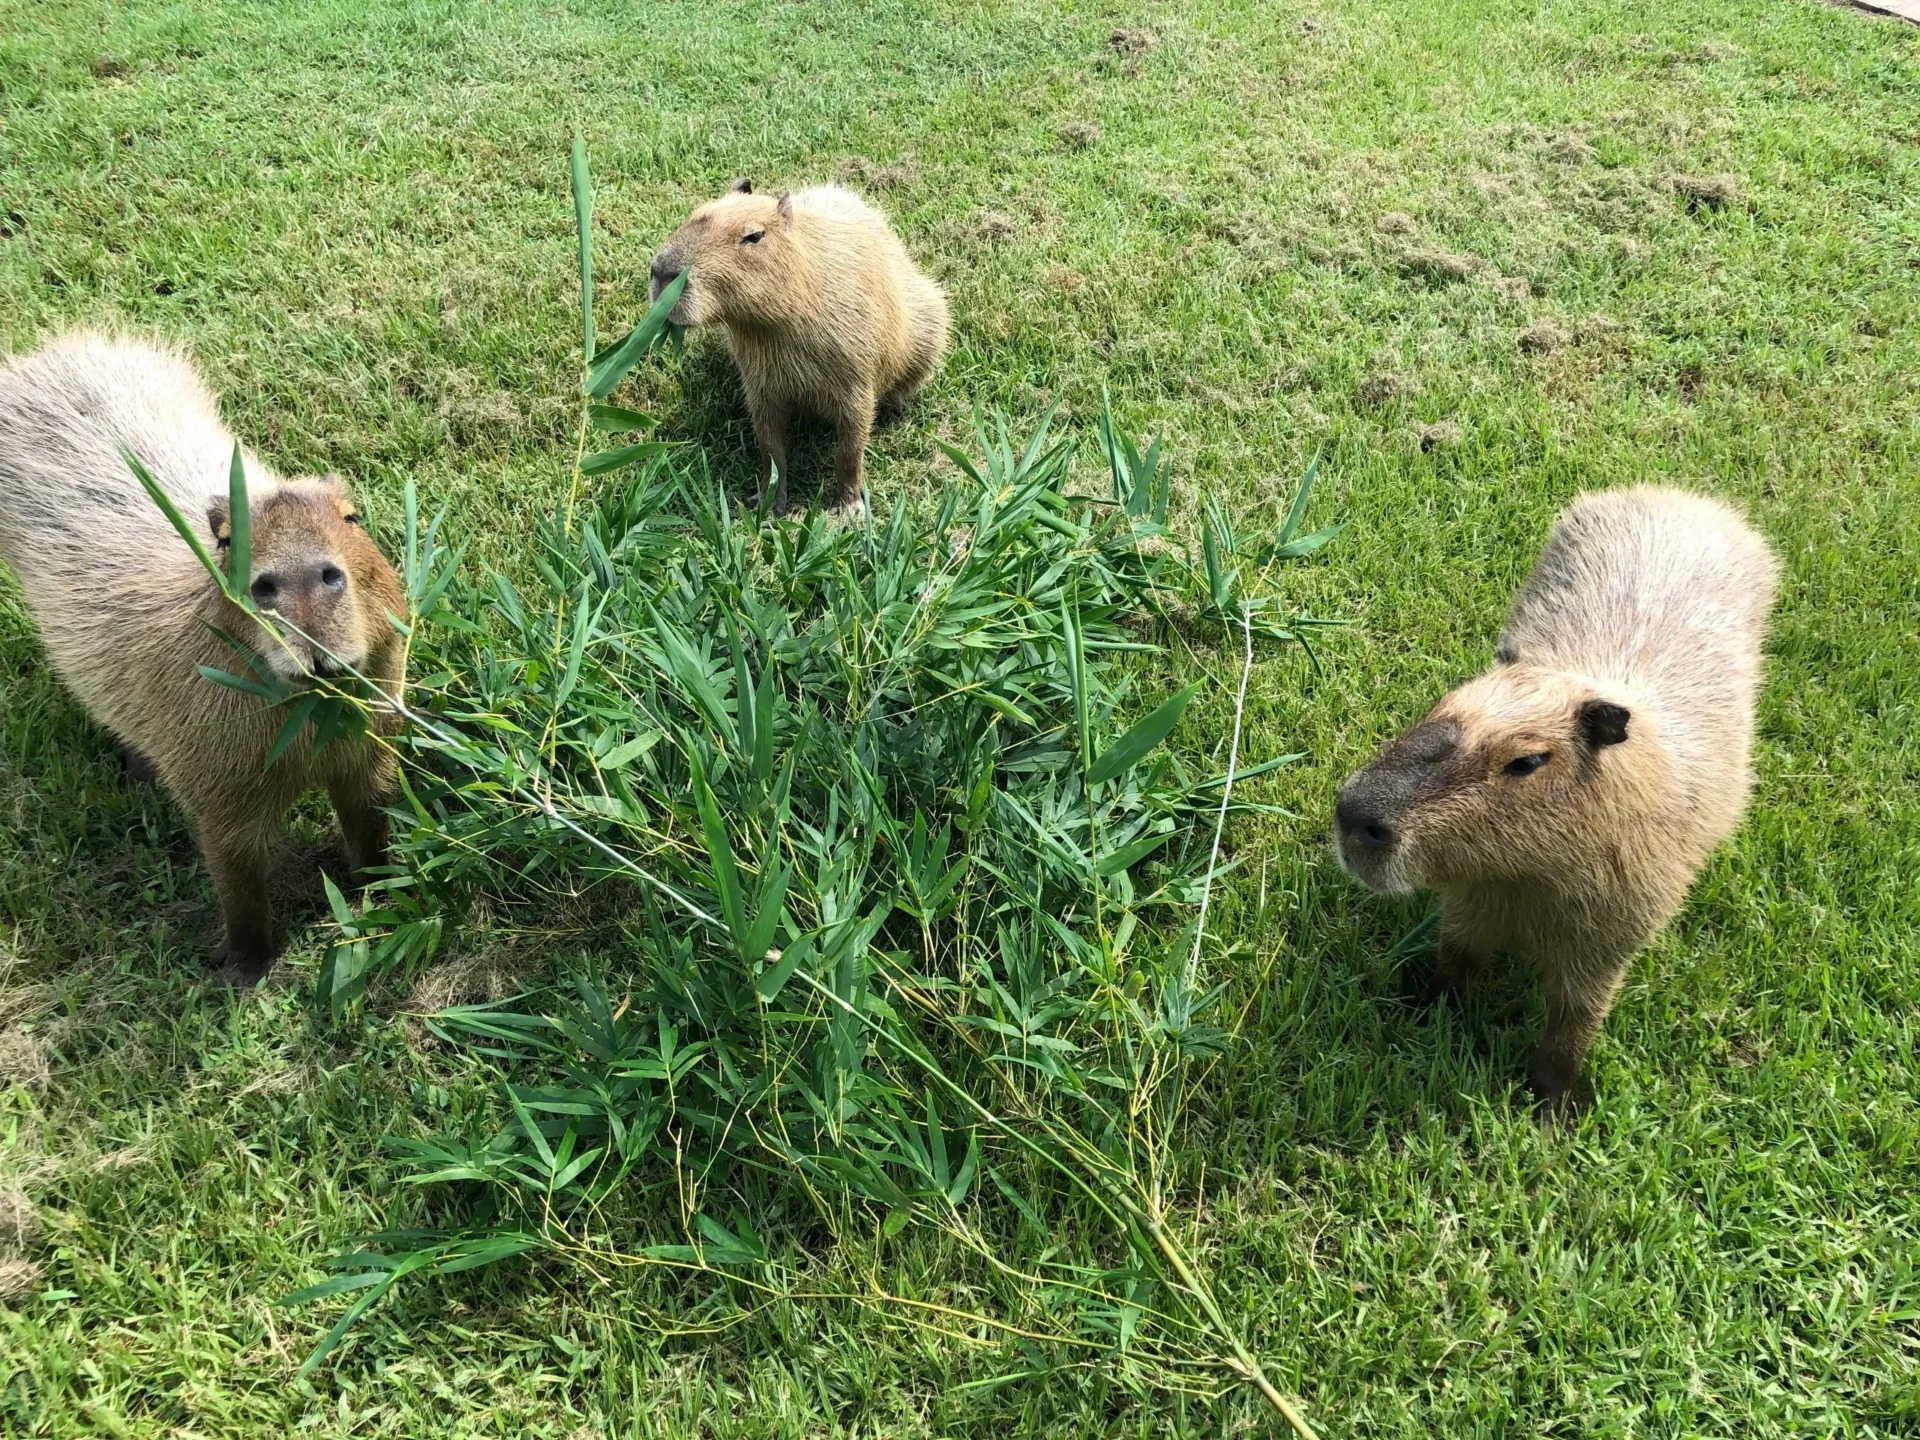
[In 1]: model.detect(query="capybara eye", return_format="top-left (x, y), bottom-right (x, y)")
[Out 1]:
top-left (343, 511), bottom-right (360, 525)
top-left (1504, 752), bottom-right (1551, 777)
top-left (740, 228), bottom-right (763, 245)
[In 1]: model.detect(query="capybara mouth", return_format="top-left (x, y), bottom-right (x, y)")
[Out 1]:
top-left (309, 645), bottom-right (367, 680)
top-left (1332, 830), bottom-right (1414, 894)
top-left (264, 642), bottom-right (361, 683)
top-left (649, 271), bottom-right (695, 323)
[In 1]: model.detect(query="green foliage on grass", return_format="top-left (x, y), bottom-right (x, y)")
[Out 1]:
top-left (2, 0), bottom-right (1917, 1436)
top-left (271, 152), bottom-right (1332, 1433)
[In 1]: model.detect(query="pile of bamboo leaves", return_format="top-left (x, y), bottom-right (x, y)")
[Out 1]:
top-left (267, 144), bottom-right (1340, 1435)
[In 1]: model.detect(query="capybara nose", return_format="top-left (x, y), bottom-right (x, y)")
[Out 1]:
top-left (1335, 796), bottom-right (1396, 851)
top-left (318, 563), bottom-right (346, 593)
top-left (649, 257), bottom-right (682, 297)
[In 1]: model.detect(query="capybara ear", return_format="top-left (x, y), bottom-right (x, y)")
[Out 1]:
top-left (777, 191), bottom-right (794, 229)
top-left (729, 177), bottom-right (753, 194)
top-left (317, 474), bottom-right (361, 522)
top-left (207, 496), bottom-right (232, 548)
top-left (1579, 698), bottom-right (1631, 748)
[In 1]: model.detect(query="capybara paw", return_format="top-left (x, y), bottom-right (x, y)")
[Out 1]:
top-left (1416, 967), bottom-right (1471, 1009)
top-left (825, 494), bottom-right (868, 528)
top-left (1527, 1065), bottom-right (1589, 1124)
top-left (211, 945), bottom-right (272, 988)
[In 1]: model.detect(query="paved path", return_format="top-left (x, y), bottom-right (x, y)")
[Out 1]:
top-left (1842, 0), bottom-right (1920, 23)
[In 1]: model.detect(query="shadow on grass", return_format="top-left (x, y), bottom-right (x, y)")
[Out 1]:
top-left (652, 336), bottom-right (917, 515)
top-left (1213, 854), bottom-right (1548, 1149)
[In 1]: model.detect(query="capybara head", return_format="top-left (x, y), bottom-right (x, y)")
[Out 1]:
top-left (649, 179), bottom-right (800, 328)
top-left (1333, 664), bottom-right (1635, 893)
top-left (208, 476), bottom-right (402, 681)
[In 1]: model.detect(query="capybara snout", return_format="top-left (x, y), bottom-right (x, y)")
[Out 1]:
top-left (1334, 718), bottom-right (1463, 881)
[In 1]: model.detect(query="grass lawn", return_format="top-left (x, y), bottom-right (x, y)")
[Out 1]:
top-left (2, 0), bottom-right (1918, 1434)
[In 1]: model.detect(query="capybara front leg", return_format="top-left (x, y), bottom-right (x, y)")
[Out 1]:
top-left (749, 395), bottom-right (792, 514)
top-left (205, 837), bottom-right (275, 984)
top-left (329, 772), bottom-right (392, 886)
top-left (1423, 916), bottom-right (1489, 1006)
top-left (1528, 956), bottom-right (1628, 1118)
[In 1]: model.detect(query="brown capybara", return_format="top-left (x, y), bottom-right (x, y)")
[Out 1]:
top-left (649, 180), bottom-right (948, 520)
top-left (0, 333), bottom-right (405, 983)
top-left (1335, 486), bottom-right (1779, 1114)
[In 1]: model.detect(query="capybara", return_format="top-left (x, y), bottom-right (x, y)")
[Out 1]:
top-left (650, 179), bottom-right (948, 518)
top-left (0, 333), bottom-right (405, 982)
top-left (1335, 487), bottom-right (1779, 1113)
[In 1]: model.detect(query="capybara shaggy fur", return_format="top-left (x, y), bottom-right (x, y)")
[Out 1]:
top-left (1335, 487), bottom-right (1779, 1112)
top-left (0, 333), bottom-right (404, 982)
top-left (650, 179), bottom-right (948, 518)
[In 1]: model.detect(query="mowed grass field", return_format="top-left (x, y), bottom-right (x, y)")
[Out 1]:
top-left (2, 0), bottom-right (1917, 1435)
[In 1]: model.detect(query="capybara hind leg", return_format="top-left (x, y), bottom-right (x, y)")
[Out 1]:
top-left (124, 746), bottom-right (158, 786)
top-left (205, 837), bottom-right (275, 984)
top-left (828, 387), bottom-right (875, 518)
top-left (878, 350), bottom-right (934, 420)
top-left (748, 395), bottom-right (792, 514)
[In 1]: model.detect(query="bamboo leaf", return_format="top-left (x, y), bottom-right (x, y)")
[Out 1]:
top-left (321, 871), bottom-right (356, 931)
top-left (586, 271), bottom-right (686, 398)
top-left (123, 445), bottom-right (226, 593)
top-left (427, 1234), bottom-right (545, 1276)
top-left (587, 403), bottom-right (658, 432)
top-left (571, 136), bottom-right (594, 364)
top-left (743, 863), bottom-right (789, 963)
top-left (1271, 520), bottom-right (1347, 559)
top-left (555, 580), bottom-right (594, 707)
top-left (196, 665), bottom-right (276, 699)
top-left (689, 749), bottom-right (746, 944)
top-left (1062, 597), bottom-right (1091, 773)
top-left (293, 1275), bottom-right (393, 1376)
top-left (1274, 447), bottom-right (1323, 547)
top-left (226, 443), bottom-right (251, 597)
top-left (754, 935), bottom-right (810, 1003)
top-left (1094, 828), bottom-right (1174, 876)
top-left (278, 1271), bottom-right (389, 1305)
top-left (262, 693), bottom-right (320, 770)
top-left (598, 730), bottom-right (663, 770)
top-left (1087, 683), bottom-right (1200, 787)
top-left (947, 1133), bottom-right (980, 1208)
top-left (580, 441), bottom-right (673, 476)
top-left (508, 1087), bottom-right (556, 1170)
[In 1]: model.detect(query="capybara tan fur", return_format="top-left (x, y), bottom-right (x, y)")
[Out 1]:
top-left (650, 179), bottom-right (948, 518)
top-left (0, 333), bottom-right (405, 983)
top-left (1335, 487), bottom-right (1779, 1113)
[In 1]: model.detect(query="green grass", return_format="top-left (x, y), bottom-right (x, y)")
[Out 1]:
top-left (2, 0), bottom-right (1917, 1434)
